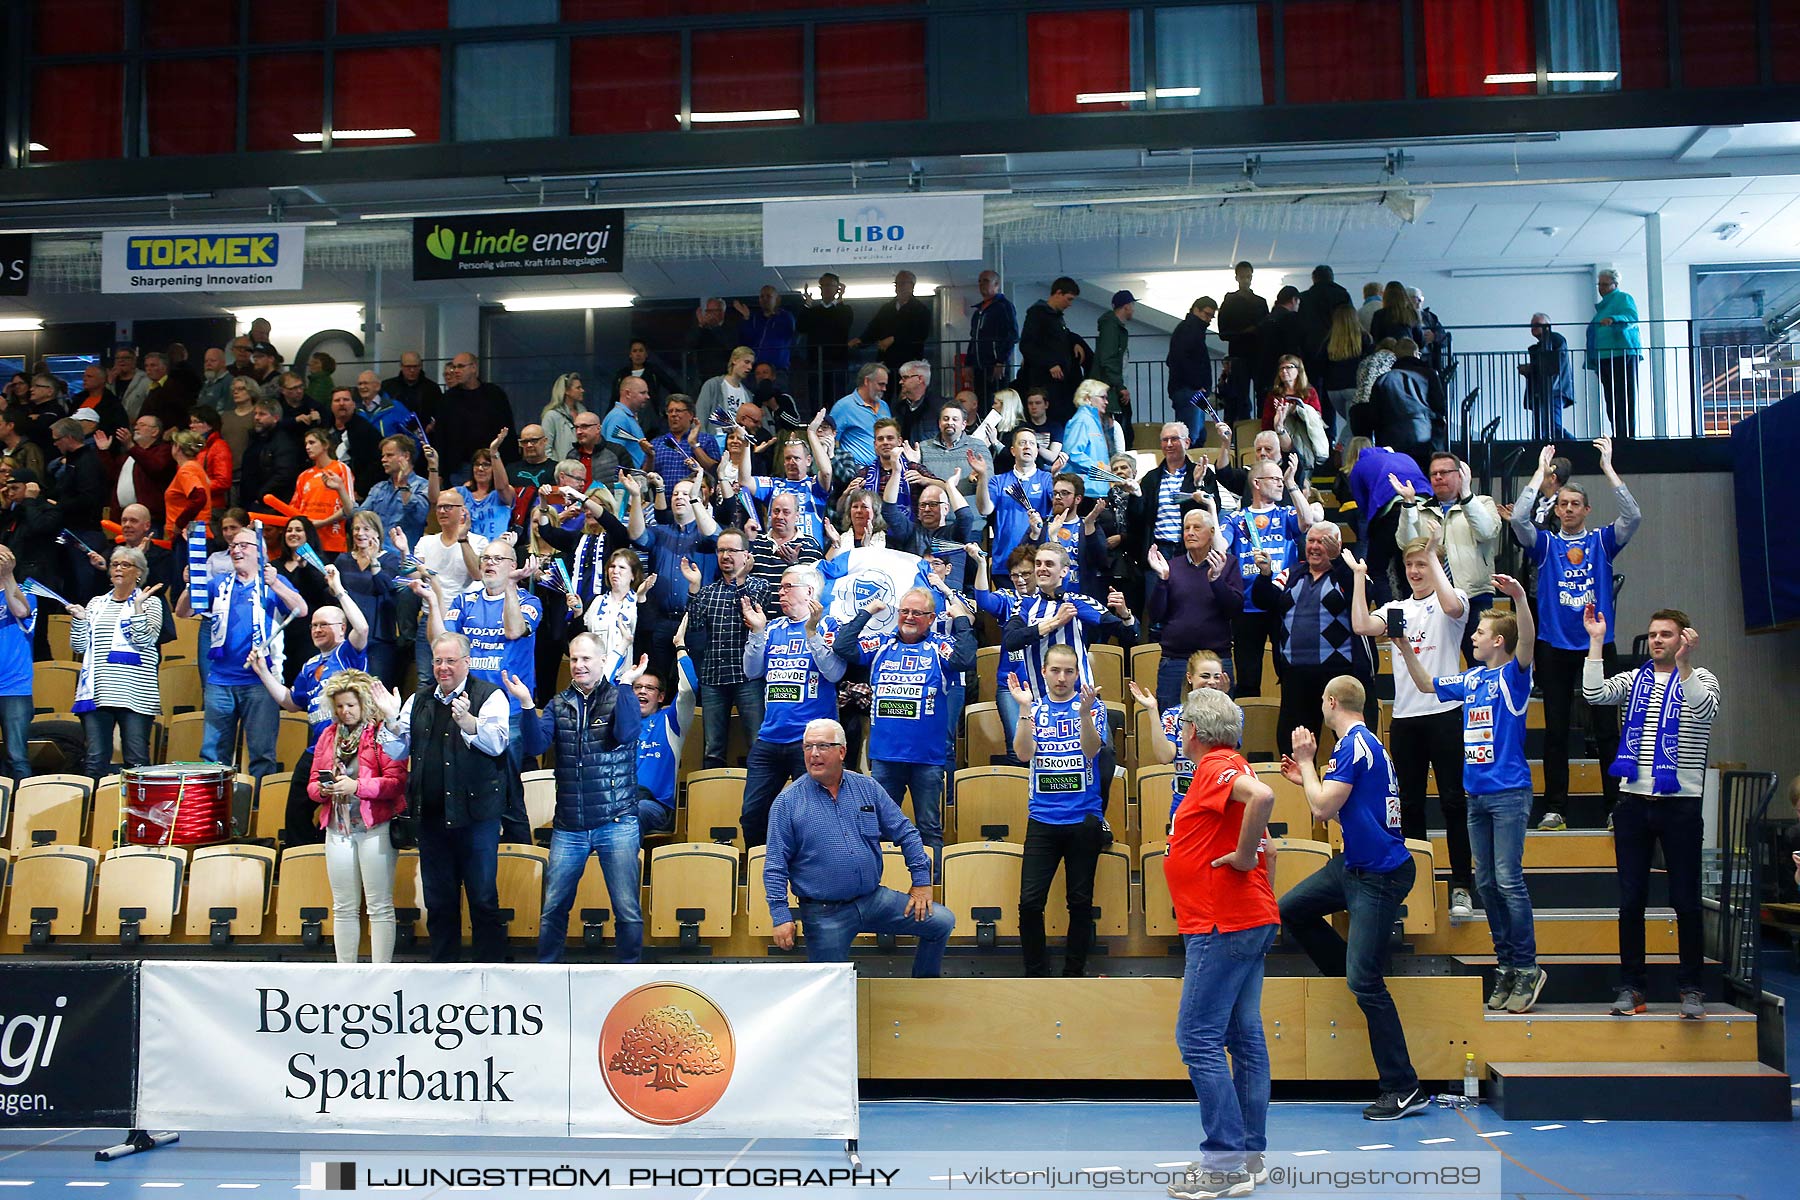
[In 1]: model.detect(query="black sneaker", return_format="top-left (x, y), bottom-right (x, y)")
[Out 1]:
top-left (1679, 988), bottom-right (1706, 1020)
top-left (1167, 1166), bottom-right (1254, 1199)
top-left (1363, 1086), bottom-right (1430, 1121)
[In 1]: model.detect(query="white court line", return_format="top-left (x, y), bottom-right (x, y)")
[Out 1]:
top-left (1293, 1150), bottom-right (1330, 1157)
top-left (142, 1186), bottom-right (184, 1191)
top-left (1153, 1162), bottom-right (1192, 1168)
top-left (67, 1184), bottom-right (108, 1189)
top-left (1419, 1137), bottom-right (1456, 1144)
top-left (1357, 1144), bottom-right (1393, 1151)
top-left (1532, 1124), bottom-right (1565, 1131)
top-left (217, 1188), bottom-right (260, 1192)
top-left (1581, 1119), bottom-right (1607, 1124)
top-left (1475, 1131), bottom-right (1511, 1138)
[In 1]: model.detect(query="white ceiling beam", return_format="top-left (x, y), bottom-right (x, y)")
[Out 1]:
top-left (1675, 126), bottom-right (1741, 163)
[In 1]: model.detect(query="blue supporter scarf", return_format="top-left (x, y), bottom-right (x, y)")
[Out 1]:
top-left (1609, 662), bottom-right (1682, 794)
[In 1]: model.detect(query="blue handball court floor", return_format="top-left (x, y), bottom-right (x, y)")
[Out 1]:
top-left (5, 950), bottom-right (1798, 1199)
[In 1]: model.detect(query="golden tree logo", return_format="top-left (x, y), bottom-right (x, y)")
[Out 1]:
top-left (599, 983), bottom-right (735, 1125)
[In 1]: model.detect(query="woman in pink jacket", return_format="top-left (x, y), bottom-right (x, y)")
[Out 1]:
top-left (306, 669), bottom-right (408, 963)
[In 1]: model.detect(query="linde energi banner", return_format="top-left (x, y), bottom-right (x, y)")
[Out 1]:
top-left (412, 210), bottom-right (624, 281)
top-left (0, 962), bottom-right (138, 1128)
top-left (762, 195), bottom-right (984, 266)
top-left (100, 225), bottom-right (307, 294)
top-left (136, 961), bottom-right (856, 1139)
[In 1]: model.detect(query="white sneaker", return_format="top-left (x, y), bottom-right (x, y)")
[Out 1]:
top-left (1448, 887), bottom-right (1474, 919)
top-left (1536, 812), bottom-right (1566, 831)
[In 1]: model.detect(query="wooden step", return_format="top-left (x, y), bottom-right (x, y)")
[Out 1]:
top-left (1410, 907), bottom-right (1681, 956)
top-left (1429, 829), bottom-right (1615, 870)
top-left (1478, 1002), bottom-right (1760, 1069)
top-left (1452, 954), bottom-right (1722, 1004)
top-left (1488, 1059), bottom-right (1790, 1121)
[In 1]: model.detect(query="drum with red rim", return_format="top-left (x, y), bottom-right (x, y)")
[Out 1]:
top-left (122, 763), bottom-right (232, 847)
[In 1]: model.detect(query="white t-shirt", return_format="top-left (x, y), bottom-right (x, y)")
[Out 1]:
top-left (412, 531), bottom-right (489, 596)
top-left (1384, 589), bottom-right (1468, 720)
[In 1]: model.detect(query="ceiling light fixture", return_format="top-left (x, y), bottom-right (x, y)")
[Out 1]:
top-left (1483, 71), bottom-right (1617, 84)
top-left (27, 143), bottom-right (47, 153)
top-left (1077, 86), bottom-right (1202, 104)
top-left (686, 109), bottom-right (801, 124)
top-left (292, 128), bottom-right (417, 143)
top-left (837, 281), bottom-right (941, 301)
top-left (499, 293), bottom-right (636, 312)
top-left (0, 317), bottom-right (45, 332)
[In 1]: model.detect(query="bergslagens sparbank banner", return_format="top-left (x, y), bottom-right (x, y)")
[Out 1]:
top-left (101, 225), bottom-right (307, 294)
top-left (763, 195), bottom-right (984, 265)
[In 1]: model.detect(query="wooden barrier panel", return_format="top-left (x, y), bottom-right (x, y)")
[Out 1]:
top-left (1304, 976), bottom-right (1483, 1081)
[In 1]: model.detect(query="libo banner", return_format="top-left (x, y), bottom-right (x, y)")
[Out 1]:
top-left (762, 194), bottom-right (984, 266)
top-left (0, 962), bottom-right (138, 1128)
top-left (136, 962), bottom-right (856, 1139)
top-left (100, 225), bottom-right (307, 294)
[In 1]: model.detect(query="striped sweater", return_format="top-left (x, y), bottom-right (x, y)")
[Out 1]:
top-left (1582, 662), bottom-right (1719, 798)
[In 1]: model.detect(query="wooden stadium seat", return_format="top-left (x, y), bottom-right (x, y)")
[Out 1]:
top-left (0, 779), bottom-right (10, 838)
top-left (563, 847), bottom-right (644, 947)
top-left (86, 776), bottom-right (125, 851)
top-left (159, 711), bottom-right (209, 765)
top-left (1269, 836), bottom-right (1332, 899)
top-left (1104, 766), bottom-right (1129, 840)
top-left (679, 706), bottom-right (705, 777)
top-left (276, 712), bottom-right (312, 774)
top-left (1131, 421), bottom-right (1163, 452)
top-left (1240, 696), bottom-right (1280, 760)
top-left (647, 842), bottom-right (737, 940)
top-left (168, 617), bottom-right (201, 662)
top-left (962, 701), bottom-right (1007, 769)
top-left (950, 767), bottom-right (1028, 843)
top-left (7, 777), bottom-right (90, 851)
top-left (5, 844), bottom-right (99, 941)
top-left (1087, 643), bottom-right (1125, 700)
top-left (495, 843), bottom-right (549, 940)
top-left (1129, 644), bottom-right (1160, 695)
top-left (1137, 764), bottom-right (1180, 850)
top-left (184, 843), bottom-right (276, 941)
top-left (158, 660), bottom-right (203, 717)
top-left (32, 662), bottom-right (81, 713)
top-left (274, 844), bottom-right (335, 942)
top-left (46, 614), bottom-right (75, 662)
top-left (745, 845), bottom-right (793, 938)
top-left (1403, 838), bottom-right (1436, 935)
top-left (95, 846), bottom-right (186, 941)
top-left (1141, 846), bottom-right (1177, 936)
top-left (253, 773), bottom-right (295, 843)
top-left (685, 769), bottom-right (746, 849)
top-left (1045, 846), bottom-right (1131, 937)
top-left (942, 840), bottom-right (1022, 941)
top-left (1252, 763), bottom-right (1315, 839)
top-left (522, 768), bottom-right (556, 830)
top-left (975, 645), bottom-right (1001, 691)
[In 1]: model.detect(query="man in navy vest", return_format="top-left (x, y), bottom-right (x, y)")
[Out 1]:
top-left (507, 633), bottom-right (645, 963)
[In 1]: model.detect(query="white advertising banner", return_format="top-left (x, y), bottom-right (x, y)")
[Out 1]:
top-left (100, 225), bottom-right (307, 294)
top-left (762, 194), bottom-right (984, 265)
top-left (137, 962), bottom-right (857, 1139)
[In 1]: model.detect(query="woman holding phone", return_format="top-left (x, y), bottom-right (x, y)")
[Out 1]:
top-left (305, 669), bottom-right (407, 964)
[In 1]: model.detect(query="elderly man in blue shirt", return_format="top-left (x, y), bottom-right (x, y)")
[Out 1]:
top-left (763, 717), bottom-right (956, 976)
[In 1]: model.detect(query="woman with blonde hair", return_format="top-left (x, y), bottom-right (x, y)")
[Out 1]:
top-left (975, 387), bottom-right (1024, 450)
top-left (1062, 378), bottom-right (1117, 498)
top-left (540, 372), bottom-right (587, 463)
top-left (306, 669), bottom-right (407, 964)
top-left (1369, 280), bottom-right (1423, 346)
top-left (163, 430), bottom-right (214, 542)
top-left (1322, 305), bottom-right (1374, 449)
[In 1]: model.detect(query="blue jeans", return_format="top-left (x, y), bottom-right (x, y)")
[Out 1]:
top-left (1174, 394), bottom-right (1204, 445)
top-left (416, 815), bottom-right (504, 962)
top-left (699, 680), bottom-right (763, 769)
top-left (537, 817), bottom-right (643, 964)
top-left (742, 737), bottom-right (806, 848)
top-left (0, 693), bottom-right (33, 782)
top-left (797, 887), bottom-right (956, 977)
top-left (200, 681), bottom-right (278, 778)
top-left (941, 681), bottom-right (966, 798)
top-left (870, 759), bottom-right (945, 858)
top-left (1468, 786), bottom-right (1536, 969)
top-left (80, 707), bottom-right (153, 780)
top-left (1280, 854), bottom-right (1419, 1094)
top-left (1177, 924), bottom-right (1277, 1171)
top-left (638, 796), bottom-right (675, 836)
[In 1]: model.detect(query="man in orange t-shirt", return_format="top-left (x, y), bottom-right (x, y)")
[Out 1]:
top-left (1163, 688), bottom-right (1279, 1198)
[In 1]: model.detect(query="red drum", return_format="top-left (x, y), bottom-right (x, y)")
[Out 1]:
top-left (123, 763), bottom-right (232, 846)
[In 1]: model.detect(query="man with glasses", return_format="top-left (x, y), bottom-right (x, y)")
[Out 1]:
top-left (681, 527), bottom-right (769, 769)
top-left (570, 412), bottom-right (606, 488)
top-left (892, 360), bottom-right (946, 445)
top-left (763, 718), bottom-right (955, 975)
top-left (247, 564), bottom-right (370, 844)
top-left (1397, 453), bottom-right (1501, 664)
top-left (833, 580), bottom-right (977, 862)
top-left (375, 633), bottom-right (511, 963)
top-left (178, 527), bottom-right (308, 780)
top-left (747, 492), bottom-right (822, 588)
top-left (424, 539), bottom-right (542, 845)
top-left (651, 395), bottom-right (720, 486)
top-left (741, 564), bottom-right (845, 847)
top-left (444, 352), bottom-right (515, 479)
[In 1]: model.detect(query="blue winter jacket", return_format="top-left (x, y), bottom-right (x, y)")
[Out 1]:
top-left (522, 679), bottom-right (643, 830)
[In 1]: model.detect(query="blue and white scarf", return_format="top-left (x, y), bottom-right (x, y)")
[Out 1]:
top-left (1609, 663), bottom-right (1682, 794)
top-left (73, 592), bottom-right (144, 714)
top-left (207, 571), bottom-right (284, 674)
top-left (186, 521), bottom-right (211, 615)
